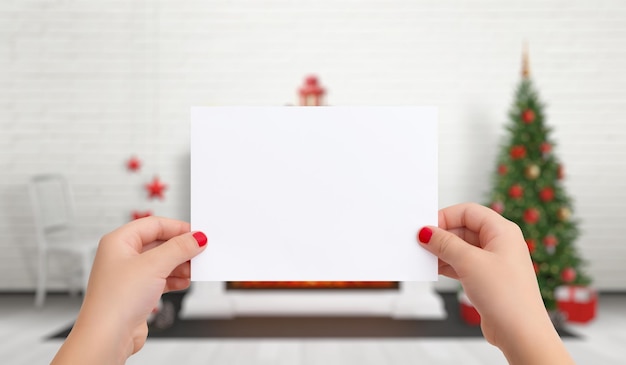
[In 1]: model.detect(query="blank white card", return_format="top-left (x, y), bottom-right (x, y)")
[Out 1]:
top-left (191, 107), bottom-right (438, 281)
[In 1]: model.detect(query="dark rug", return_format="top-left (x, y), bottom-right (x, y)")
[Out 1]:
top-left (48, 293), bottom-right (578, 339)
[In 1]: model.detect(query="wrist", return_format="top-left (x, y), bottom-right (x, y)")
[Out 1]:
top-left (51, 303), bottom-right (132, 365)
top-left (498, 308), bottom-right (574, 365)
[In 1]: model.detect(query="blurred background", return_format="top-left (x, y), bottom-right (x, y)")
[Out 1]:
top-left (1, 0), bottom-right (625, 364)
top-left (2, 0), bottom-right (625, 293)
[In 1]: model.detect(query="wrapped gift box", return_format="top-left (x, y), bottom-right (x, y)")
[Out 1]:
top-left (555, 285), bottom-right (597, 323)
top-left (458, 291), bottom-right (481, 325)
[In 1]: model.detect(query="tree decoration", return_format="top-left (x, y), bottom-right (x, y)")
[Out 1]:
top-left (490, 201), bottom-right (505, 214)
top-left (498, 164), bottom-right (508, 176)
top-left (484, 45), bottom-right (590, 310)
top-left (544, 235), bottom-right (558, 254)
top-left (522, 109), bottom-right (535, 124)
top-left (509, 184), bottom-right (524, 199)
top-left (523, 208), bottom-right (540, 224)
top-left (127, 156), bottom-right (142, 172)
top-left (524, 164), bottom-right (540, 180)
top-left (561, 267), bottom-right (577, 283)
top-left (510, 145), bottom-right (526, 160)
top-left (145, 176), bottom-right (167, 200)
top-left (539, 187), bottom-right (555, 202)
top-left (557, 207), bottom-right (571, 221)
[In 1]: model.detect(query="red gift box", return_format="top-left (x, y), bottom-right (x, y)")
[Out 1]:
top-left (458, 291), bottom-right (481, 325)
top-left (555, 285), bottom-right (597, 323)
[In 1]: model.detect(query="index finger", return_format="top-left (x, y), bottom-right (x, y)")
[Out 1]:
top-left (438, 203), bottom-right (519, 248)
top-left (102, 216), bottom-right (191, 253)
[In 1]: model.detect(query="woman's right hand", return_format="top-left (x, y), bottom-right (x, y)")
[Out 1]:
top-left (417, 203), bottom-right (575, 365)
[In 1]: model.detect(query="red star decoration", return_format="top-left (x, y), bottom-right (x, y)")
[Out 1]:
top-left (131, 210), bottom-right (152, 220)
top-left (145, 176), bottom-right (167, 200)
top-left (127, 156), bottom-right (141, 172)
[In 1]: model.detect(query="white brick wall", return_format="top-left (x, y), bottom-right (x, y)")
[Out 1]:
top-left (1, 0), bottom-right (625, 291)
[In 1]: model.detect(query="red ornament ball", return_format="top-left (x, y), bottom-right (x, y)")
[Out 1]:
top-left (509, 184), bottom-right (524, 199)
top-left (539, 187), bottom-right (555, 202)
top-left (561, 267), bottom-right (577, 283)
top-left (540, 142), bottom-right (552, 154)
top-left (522, 109), bottom-right (535, 123)
top-left (510, 145), bottom-right (527, 160)
top-left (498, 164), bottom-right (508, 176)
top-left (543, 235), bottom-right (558, 248)
top-left (533, 262), bottom-right (540, 274)
top-left (526, 239), bottom-right (536, 253)
top-left (523, 208), bottom-right (540, 224)
top-left (491, 201), bottom-right (505, 214)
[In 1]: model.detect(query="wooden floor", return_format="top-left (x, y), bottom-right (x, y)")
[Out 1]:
top-left (1, 293), bottom-right (625, 364)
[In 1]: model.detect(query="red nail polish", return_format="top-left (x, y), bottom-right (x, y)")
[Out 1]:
top-left (193, 231), bottom-right (207, 247)
top-left (418, 227), bottom-right (433, 244)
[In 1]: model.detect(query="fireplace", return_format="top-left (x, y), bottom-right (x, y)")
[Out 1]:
top-left (227, 281), bottom-right (399, 290)
top-left (180, 281), bottom-right (446, 319)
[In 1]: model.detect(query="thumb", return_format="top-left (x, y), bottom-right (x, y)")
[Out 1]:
top-left (144, 231), bottom-right (208, 274)
top-left (417, 226), bottom-right (476, 268)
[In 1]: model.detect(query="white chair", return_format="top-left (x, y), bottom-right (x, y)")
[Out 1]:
top-left (29, 174), bottom-right (98, 308)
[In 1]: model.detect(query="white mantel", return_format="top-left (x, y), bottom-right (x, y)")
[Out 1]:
top-left (180, 282), bottom-right (446, 319)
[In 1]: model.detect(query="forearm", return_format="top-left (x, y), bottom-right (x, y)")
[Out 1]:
top-left (499, 311), bottom-right (576, 365)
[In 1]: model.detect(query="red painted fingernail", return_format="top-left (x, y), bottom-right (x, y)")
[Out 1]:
top-left (193, 231), bottom-right (207, 247)
top-left (418, 227), bottom-right (433, 244)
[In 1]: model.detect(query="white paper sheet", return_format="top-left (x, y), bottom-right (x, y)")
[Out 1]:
top-left (190, 106), bottom-right (438, 281)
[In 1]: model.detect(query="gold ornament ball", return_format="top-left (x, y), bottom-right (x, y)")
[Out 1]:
top-left (557, 207), bottom-right (571, 221)
top-left (524, 164), bottom-right (540, 180)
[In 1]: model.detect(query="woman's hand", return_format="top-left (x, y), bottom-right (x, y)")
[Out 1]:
top-left (51, 217), bottom-right (207, 365)
top-left (418, 203), bottom-right (575, 365)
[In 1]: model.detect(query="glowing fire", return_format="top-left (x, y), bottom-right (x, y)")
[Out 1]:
top-left (228, 281), bottom-right (398, 289)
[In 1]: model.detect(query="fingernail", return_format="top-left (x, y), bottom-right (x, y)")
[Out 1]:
top-left (192, 231), bottom-right (207, 247)
top-left (418, 227), bottom-right (433, 244)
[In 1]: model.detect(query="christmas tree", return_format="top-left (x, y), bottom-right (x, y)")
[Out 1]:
top-left (487, 47), bottom-right (591, 310)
